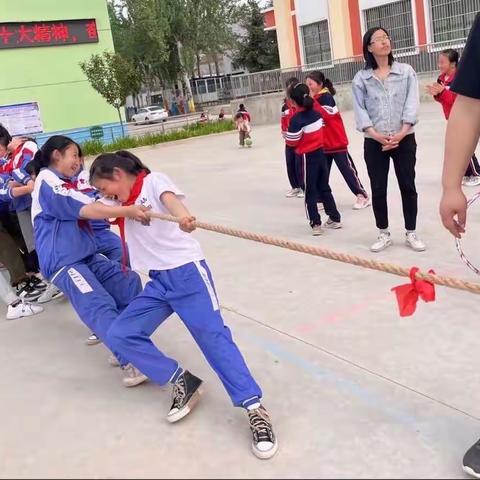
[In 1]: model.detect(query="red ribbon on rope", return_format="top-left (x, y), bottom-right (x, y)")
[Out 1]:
top-left (391, 267), bottom-right (436, 317)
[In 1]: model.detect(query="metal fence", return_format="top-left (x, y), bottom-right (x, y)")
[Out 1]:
top-left (191, 38), bottom-right (468, 105)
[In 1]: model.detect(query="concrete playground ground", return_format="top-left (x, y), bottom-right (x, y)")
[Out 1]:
top-left (2, 103), bottom-right (480, 479)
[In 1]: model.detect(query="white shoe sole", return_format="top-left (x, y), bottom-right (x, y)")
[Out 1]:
top-left (167, 389), bottom-right (202, 423)
top-left (85, 337), bottom-right (102, 346)
top-left (252, 440), bottom-right (279, 460)
top-left (463, 465), bottom-right (480, 478)
top-left (312, 230), bottom-right (323, 236)
top-left (370, 240), bottom-right (393, 253)
top-left (123, 374), bottom-right (148, 388)
top-left (325, 223), bottom-right (343, 230)
top-left (353, 200), bottom-right (372, 210)
top-left (405, 241), bottom-right (426, 252)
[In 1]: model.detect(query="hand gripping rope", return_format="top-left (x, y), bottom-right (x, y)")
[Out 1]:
top-left (149, 212), bottom-right (480, 317)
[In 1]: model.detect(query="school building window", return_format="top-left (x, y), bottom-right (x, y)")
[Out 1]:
top-left (429, 0), bottom-right (480, 43)
top-left (301, 20), bottom-right (332, 65)
top-left (363, 0), bottom-right (415, 50)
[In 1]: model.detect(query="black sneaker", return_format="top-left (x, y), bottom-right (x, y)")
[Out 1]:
top-left (248, 406), bottom-right (278, 459)
top-left (167, 370), bottom-right (203, 423)
top-left (15, 280), bottom-right (43, 302)
top-left (463, 439), bottom-right (480, 478)
top-left (28, 276), bottom-right (47, 291)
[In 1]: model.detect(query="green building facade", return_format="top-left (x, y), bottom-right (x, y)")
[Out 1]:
top-left (0, 0), bottom-right (121, 144)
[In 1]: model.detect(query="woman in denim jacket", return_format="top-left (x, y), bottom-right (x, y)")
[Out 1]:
top-left (352, 27), bottom-right (425, 253)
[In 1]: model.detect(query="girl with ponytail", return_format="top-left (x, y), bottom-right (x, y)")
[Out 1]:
top-left (306, 71), bottom-right (371, 210)
top-left (31, 135), bottom-right (151, 387)
top-left (285, 83), bottom-right (341, 235)
top-left (88, 149), bottom-right (278, 459)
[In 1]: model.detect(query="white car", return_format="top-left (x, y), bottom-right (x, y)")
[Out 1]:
top-left (131, 106), bottom-right (168, 124)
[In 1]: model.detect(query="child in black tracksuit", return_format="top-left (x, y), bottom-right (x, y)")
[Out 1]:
top-left (285, 83), bottom-right (341, 235)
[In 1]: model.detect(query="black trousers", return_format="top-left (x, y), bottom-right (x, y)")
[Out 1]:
top-left (364, 134), bottom-right (418, 231)
top-left (465, 154), bottom-right (480, 177)
top-left (303, 150), bottom-right (340, 226)
top-left (326, 151), bottom-right (368, 198)
top-left (285, 145), bottom-right (304, 190)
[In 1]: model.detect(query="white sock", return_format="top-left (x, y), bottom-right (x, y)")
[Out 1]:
top-left (246, 402), bottom-right (261, 411)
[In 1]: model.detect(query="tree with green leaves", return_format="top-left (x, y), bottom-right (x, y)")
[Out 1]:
top-left (80, 51), bottom-right (142, 135)
top-left (233, 0), bottom-right (280, 73)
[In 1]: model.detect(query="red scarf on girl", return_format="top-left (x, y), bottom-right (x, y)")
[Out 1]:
top-left (112, 170), bottom-right (149, 271)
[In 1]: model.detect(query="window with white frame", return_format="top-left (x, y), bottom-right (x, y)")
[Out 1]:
top-left (301, 20), bottom-right (332, 65)
top-left (429, 0), bottom-right (480, 43)
top-left (364, 0), bottom-right (415, 50)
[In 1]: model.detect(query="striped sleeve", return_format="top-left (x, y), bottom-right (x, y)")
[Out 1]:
top-left (285, 115), bottom-right (303, 146)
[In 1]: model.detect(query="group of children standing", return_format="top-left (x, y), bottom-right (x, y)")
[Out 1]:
top-left (1, 130), bottom-right (278, 460)
top-left (281, 71), bottom-right (371, 236)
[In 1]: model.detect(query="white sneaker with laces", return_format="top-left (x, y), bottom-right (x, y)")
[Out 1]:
top-left (312, 225), bottom-right (323, 236)
top-left (464, 176), bottom-right (480, 187)
top-left (285, 188), bottom-right (301, 198)
top-left (6, 301), bottom-right (43, 320)
top-left (37, 283), bottom-right (64, 304)
top-left (122, 363), bottom-right (148, 387)
top-left (325, 219), bottom-right (343, 229)
top-left (296, 190), bottom-right (305, 198)
top-left (405, 232), bottom-right (426, 252)
top-left (353, 195), bottom-right (372, 210)
top-left (370, 232), bottom-right (392, 252)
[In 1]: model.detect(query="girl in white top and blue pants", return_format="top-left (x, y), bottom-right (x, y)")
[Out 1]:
top-left (89, 150), bottom-right (278, 460)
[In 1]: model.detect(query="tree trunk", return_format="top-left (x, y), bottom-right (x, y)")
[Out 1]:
top-left (214, 54), bottom-right (220, 76)
top-left (208, 61), bottom-right (212, 76)
top-left (117, 107), bottom-right (125, 137)
top-left (196, 53), bottom-right (202, 77)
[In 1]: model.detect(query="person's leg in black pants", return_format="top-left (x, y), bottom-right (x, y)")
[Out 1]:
top-left (295, 152), bottom-right (305, 192)
top-left (285, 145), bottom-right (300, 192)
top-left (390, 134), bottom-right (418, 232)
top-left (330, 151), bottom-right (369, 198)
top-left (464, 154), bottom-right (480, 186)
top-left (303, 153), bottom-right (322, 228)
top-left (364, 138), bottom-right (390, 230)
top-left (316, 152), bottom-right (341, 223)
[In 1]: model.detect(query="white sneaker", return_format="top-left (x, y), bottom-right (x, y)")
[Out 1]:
top-left (37, 283), bottom-right (64, 304)
top-left (325, 218), bottom-right (343, 229)
top-left (312, 225), bottom-right (323, 236)
top-left (122, 363), bottom-right (148, 388)
top-left (108, 354), bottom-right (120, 367)
top-left (6, 301), bottom-right (44, 320)
top-left (463, 176), bottom-right (480, 187)
top-left (353, 195), bottom-right (372, 210)
top-left (85, 333), bottom-right (101, 346)
top-left (317, 202), bottom-right (325, 211)
top-left (285, 188), bottom-right (301, 198)
top-left (405, 232), bottom-right (426, 252)
top-left (296, 190), bottom-right (305, 198)
top-left (370, 232), bottom-right (392, 252)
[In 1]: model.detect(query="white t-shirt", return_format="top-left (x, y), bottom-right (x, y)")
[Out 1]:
top-left (125, 172), bottom-right (204, 272)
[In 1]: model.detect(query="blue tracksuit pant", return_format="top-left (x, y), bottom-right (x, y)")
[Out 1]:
top-left (52, 254), bottom-right (142, 363)
top-left (107, 260), bottom-right (262, 407)
top-left (94, 228), bottom-right (130, 267)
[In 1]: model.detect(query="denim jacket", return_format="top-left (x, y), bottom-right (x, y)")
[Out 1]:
top-left (352, 61), bottom-right (419, 137)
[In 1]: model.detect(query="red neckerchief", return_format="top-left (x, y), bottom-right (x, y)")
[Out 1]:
top-left (111, 170), bottom-right (149, 271)
top-left (60, 178), bottom-right (93, 234)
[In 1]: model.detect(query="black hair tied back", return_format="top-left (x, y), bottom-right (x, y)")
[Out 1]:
top-left (288, 83), bottom-right (314, 110)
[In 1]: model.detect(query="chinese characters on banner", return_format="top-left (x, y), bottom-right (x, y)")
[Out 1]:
top-left (0, 19), bottom-right (98, 49)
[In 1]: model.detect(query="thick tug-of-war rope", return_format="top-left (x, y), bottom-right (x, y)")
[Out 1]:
top-left (149, 213), bottom-right (480, 293)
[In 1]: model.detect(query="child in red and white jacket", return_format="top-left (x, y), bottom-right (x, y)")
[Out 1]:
top-left (306, 71), bottom-right (371, 209)
top-left (426, 48), bottom-right (480, 187)
top-left (285, 83), bottom-right (341, 235)
top-left (281, 77), bottom-right (305, 198)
